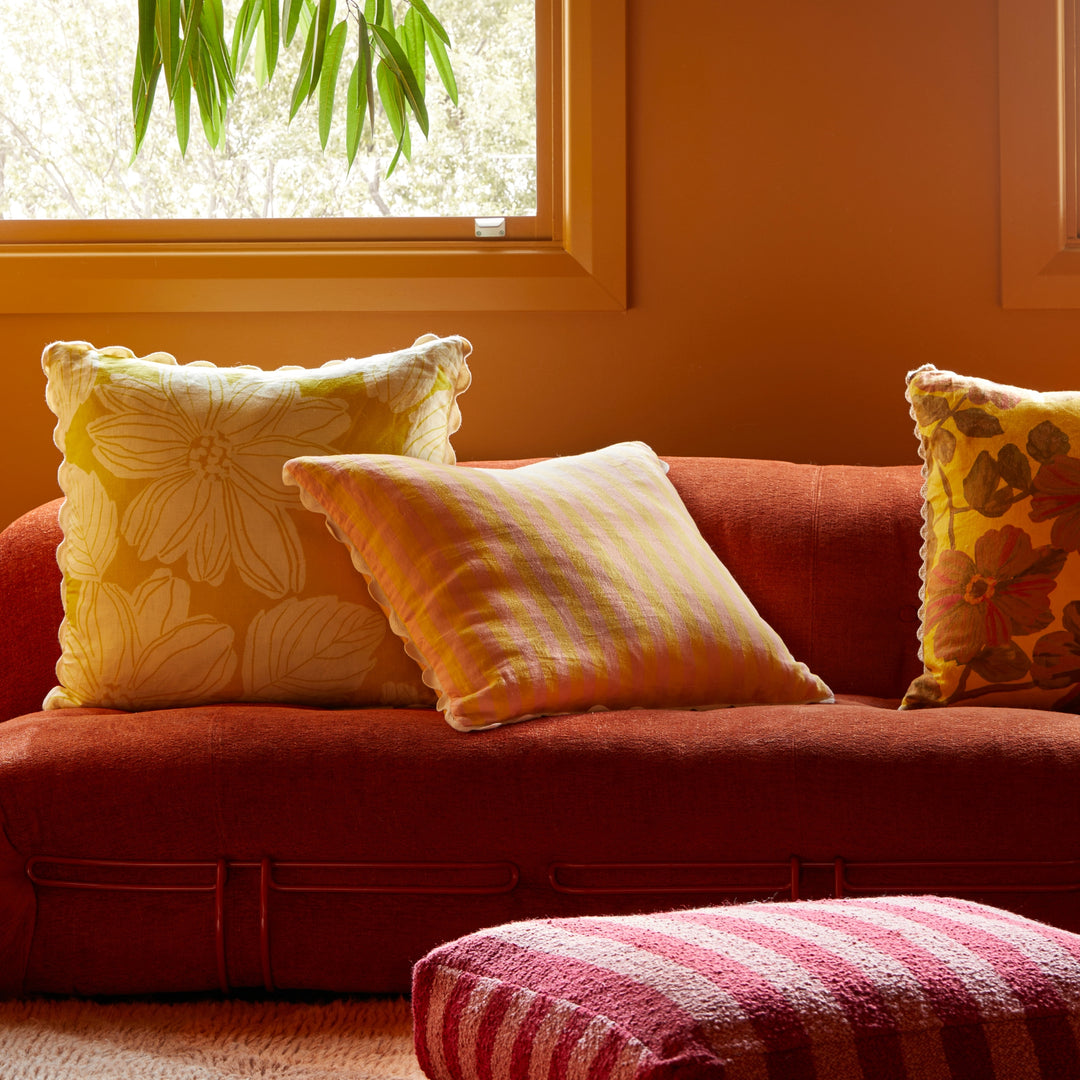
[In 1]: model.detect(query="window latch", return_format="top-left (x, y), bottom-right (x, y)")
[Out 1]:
top-left (474, 217), bottom-right (506, 238)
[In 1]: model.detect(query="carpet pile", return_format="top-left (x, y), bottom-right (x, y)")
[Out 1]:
top-left (0, 994), bottom-right (426, 1079)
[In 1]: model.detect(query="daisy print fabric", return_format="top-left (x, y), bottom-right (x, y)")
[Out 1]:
top-left (42, 336), bottom-right (471, 711)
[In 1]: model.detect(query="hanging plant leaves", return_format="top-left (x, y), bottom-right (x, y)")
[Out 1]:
top-left (131, 0), bottom-right (457, 167)
top-left (318, 19), bottom-right (349, 148)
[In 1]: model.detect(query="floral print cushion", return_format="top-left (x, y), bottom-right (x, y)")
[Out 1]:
top-left (41, 336), bottom-right (471, 711)
top-left (904, 365), bottom-right (1080, 710)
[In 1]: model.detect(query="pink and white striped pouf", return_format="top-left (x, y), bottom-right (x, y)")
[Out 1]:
top-left (411, 896), bottom-right (1080, 1079)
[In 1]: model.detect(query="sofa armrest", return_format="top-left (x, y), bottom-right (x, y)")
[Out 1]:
top-left (0, 499), bottom-right (63, 722)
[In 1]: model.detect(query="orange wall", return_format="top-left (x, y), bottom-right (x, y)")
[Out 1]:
top-left (2, 0), bottom-right (1077, 527)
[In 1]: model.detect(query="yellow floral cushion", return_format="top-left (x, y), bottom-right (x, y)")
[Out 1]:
top-left (42, 335), bottom-right (471, 711)
top-left (283, 442), bottom-right (833, 731)
top-left (904, 365), bottom-right (1080, 709)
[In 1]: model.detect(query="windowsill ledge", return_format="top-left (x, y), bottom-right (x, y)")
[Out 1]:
top-left (0, 239), bottom-right (626, 313)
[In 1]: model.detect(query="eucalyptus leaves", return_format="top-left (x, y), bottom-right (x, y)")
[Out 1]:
top-left (133, 0), bottom-right (457, 173)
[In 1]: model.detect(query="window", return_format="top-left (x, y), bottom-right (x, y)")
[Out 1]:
top-left (1000, 0), bottom-right (1080, 307)
top-left (0, 0), bottom-right (625, 313)
top-left (0, 0), bottom-right (538, 223)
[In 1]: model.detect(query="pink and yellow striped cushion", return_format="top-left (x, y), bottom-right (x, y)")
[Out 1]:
top-left (283, 442), bottom-right (831, 731)
top-left (412, 896), bottom-right (1080, 1080)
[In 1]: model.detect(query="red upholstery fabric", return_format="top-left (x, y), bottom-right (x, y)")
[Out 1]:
top-left (2, 698), bottom-right (1080, 995)
top-left (0, 459), bottom-right (1071, 999)
top-left (0, 500), bottom-right (63, 724)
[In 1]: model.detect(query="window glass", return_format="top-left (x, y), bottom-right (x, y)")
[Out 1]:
top-left (0, 0), bottom-right (536, 220)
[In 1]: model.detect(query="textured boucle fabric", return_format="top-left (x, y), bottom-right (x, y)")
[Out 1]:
top-left (412, 896), bottom-right (1080, 1079)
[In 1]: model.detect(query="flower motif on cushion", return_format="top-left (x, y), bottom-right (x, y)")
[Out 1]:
top-left (925, 525), bottom-right (1066, 663)
top-left (86, 367), bottom-right (350, 598)
top-left (56, 570), bottom-right (236, 710)
top-left (1030, 454), bottom-right (1080, 552)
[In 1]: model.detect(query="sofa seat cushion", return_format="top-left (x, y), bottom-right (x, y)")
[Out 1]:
top-left (412, 896), bottom-right (1080, 1080)
top-left (4, 700), bottom-right (1080, 996)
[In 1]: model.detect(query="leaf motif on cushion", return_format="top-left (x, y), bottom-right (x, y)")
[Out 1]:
top-left (87, 367), bottom-right (350, 598)
top-left (363, 350), bottom-right (439, 413)
top-left (242, 595), bottom-right (387, 702)
top-left (58, 465), bottom-right (118, 581)
top-left (56, 571), bottom-right (236, 710)
top-left (952, 407), bottom-right (1003, 438)
top-left (1027, 420), bottom-right (1071, 464)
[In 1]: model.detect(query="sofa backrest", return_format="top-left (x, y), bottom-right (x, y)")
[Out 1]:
top-left (663, 457), bottom-right (925, 700)
top-left (0, 457), bottom-right (927, 721)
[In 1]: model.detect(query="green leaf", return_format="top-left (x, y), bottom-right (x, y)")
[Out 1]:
top-left (289, 13), bottom-right (318, 119)
top-left (191, 36), bottom-right (226, 148)
top-left (308, 0), bottom-right (337, 102)
top-left (345, 54), bottom-right (369, 169)
top-left (138, 0), bottom-right (158, 77)
top-left (357, 11), bottom-right (376, 133)
top-left (402, 6), bottom-right (426, 96)
top-left (231, 0), bottom-right (259, 70)
top-left (407, 0), bottom-right (450, 46)
top-left (376, 58), bottom-right (405, 143)
top-left (953, 407), bottom-right (1004, 438)
top-left (284, 0), bottom-right (305, 46)
top-left (318, 19), bottom-right (348, 149)
top-left (131, 48), bottom-right (162, 158)
top-left (173, 65), bottom-right (192, 155)
top-left (424, 18), bottom-right (456, 105)
top-left (372, 23), bottom-right (428, 136)
top-left (200, 1), bottom-right (236, 96)
top-left (262, 0), bottom-right (280, 80)
top-left (155, 0), bottom-right (181, 95)
top-left (176, 0), bottom-right (206, 88)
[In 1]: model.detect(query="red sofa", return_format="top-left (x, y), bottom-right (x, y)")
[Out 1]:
top-left (1, 456), bottom-right (1077, 998)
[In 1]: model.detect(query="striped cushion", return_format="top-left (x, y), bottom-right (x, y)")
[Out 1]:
top-left (411, 897), bottom-right (1080, 1079)
top-left (283, 441), bottom-right (832, 731)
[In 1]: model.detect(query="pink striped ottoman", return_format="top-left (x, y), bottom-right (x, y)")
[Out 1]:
top-left (411, 896), bottom-right (1080, 1079)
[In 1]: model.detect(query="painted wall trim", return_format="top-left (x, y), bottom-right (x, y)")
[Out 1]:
top-left (999, 0), bottom-right (1080, 308)
top-left (0, 0), bottom-right (626, 314)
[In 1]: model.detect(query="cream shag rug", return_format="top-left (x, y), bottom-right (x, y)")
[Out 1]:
top-left (0, 994), bottom-right (426, 1080)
